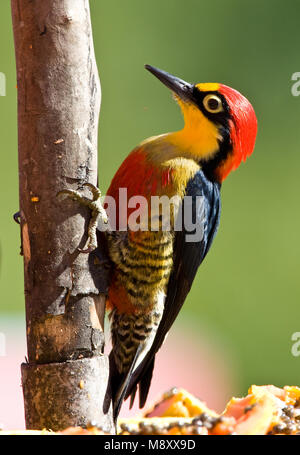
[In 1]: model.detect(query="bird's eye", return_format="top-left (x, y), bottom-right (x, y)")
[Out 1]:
top-left (203, 94), bottom-right (223, 113)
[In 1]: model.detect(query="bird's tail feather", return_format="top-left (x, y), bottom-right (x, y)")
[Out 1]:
top-left (110, 345), bottom-right (142, 422)
top-left (138, 357), bottom-right (155, 409)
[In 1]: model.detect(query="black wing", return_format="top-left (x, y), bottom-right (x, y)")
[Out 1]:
top-left (124, 170), bottom-right (221, 408)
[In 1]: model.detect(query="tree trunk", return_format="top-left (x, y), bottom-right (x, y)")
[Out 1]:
top-left (11, 0), bottom-right (113, 432)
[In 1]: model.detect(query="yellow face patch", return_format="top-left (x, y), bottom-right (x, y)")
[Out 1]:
top-left (167, 98), bottom-right (221, 161)
top-left (196, 82), bottom-right (220, 92)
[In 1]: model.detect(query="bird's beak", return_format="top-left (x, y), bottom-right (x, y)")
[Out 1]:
top-left (145, 65), bottom-right (194, 103)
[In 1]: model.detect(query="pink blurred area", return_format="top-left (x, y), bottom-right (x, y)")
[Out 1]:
top-left (0, 315), bottom-right (238, 430)
top-left (0, 316), bottom-right (27, 430)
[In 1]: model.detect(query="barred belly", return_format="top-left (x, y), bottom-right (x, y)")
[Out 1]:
top-left (107, 229), bottom-right (174, 311)
top-left (107, 229), bottom-right (174, 373)
top-left (109, 296), bottom-right (164, 374)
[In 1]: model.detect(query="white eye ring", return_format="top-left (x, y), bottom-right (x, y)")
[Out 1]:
top-left (203, 94), bottom-right (223, 113)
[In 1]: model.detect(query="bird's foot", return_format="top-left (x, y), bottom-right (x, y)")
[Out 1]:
top-left (13, 210), bottom-right (23, 256)
top-left (57, 183), bottom-right (109, 253)
top-left (13, 211), bottom-right (21, 225)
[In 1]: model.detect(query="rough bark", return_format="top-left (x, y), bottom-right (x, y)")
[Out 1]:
top-left (22, 357), bottom-right (112, 431)
top-left (11, 0), bottom-right (113, 431)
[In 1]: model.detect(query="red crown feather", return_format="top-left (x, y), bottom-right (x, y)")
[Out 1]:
top-left (217, 84), bottom-right (257, 181)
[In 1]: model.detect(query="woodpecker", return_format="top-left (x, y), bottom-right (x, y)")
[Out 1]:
top-left (103, 65), bottom-right (257, 420)
top-left (59, 65), bottom-right (257, 421)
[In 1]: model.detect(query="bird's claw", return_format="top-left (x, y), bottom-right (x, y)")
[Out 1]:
top-left (77, 246), bottom-right (95, 255)
top-left (13, 211), bottom-right (21, 225)
top-left (57, 183), bottom-right (109, 253)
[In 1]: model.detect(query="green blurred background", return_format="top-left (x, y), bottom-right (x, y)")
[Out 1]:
top-left (1, 0), bottom-right (300, 406)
